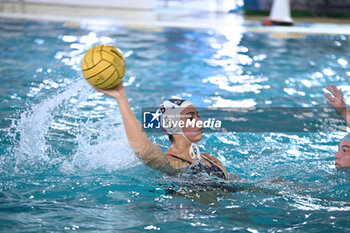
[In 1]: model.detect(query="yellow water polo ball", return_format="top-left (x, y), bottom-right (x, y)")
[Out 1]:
top-left (81, 44), bottom-right (126, 89)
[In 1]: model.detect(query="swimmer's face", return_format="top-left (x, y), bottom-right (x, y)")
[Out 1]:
top-left (180, 105), bottom-right (203, 143)
top-left (335, 140), bottom-right (350, 169)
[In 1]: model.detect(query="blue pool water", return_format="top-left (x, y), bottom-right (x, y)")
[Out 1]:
top-left (1, 17), bottom-right (350, 232)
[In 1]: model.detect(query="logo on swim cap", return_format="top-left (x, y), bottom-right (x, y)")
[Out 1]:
top-left (160, 105), bottom-right (166, 113)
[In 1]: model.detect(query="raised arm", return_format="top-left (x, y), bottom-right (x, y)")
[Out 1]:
top-left (94, 83), bottom-right (169, 170)
top-left (324, 84), bottom-right (350, 126)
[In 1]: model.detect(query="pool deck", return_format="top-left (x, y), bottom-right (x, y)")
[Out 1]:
top-left (1, 1), bottom-right (350, 36)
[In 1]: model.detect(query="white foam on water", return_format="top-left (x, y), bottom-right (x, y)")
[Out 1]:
top-left (7, 78), bottom-right (141, 175)
top-left (7, 81), bottom-right (83, 174)
top-left (60, 136), bottom-right (140, 174)
top-left (59, 108), bottom-right (141, 174)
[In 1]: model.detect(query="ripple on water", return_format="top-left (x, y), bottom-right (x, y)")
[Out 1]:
top-left (1, 18), bottom-right (350, 232)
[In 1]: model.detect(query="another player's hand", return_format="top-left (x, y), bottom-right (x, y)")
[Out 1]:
top-left (93, 82), bottom-right (125, 99)
top-left (324, 84), bottom-right (347, 116)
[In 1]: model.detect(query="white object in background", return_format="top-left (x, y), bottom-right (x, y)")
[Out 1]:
top-left (25, 0), bottom-right (156, 10)
top-left (216, 0), bottom-right (224, 12)
top-left (269, 0), bottom-right (293, 24)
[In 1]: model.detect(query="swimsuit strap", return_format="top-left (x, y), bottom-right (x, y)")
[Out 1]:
top-left (166, 153), bottom-right (192, 165)
top-left (167, 153), bottom-right (228, 180)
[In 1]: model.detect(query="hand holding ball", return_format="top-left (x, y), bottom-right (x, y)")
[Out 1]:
top-left (81, 44), bottom-right (126, 89)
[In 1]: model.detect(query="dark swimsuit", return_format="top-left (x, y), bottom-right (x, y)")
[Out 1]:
top-left (166, 153), bottom-right (228, 180)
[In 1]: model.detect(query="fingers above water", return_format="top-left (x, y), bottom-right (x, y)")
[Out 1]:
top-left (324, 93), bottom-right (335, 102)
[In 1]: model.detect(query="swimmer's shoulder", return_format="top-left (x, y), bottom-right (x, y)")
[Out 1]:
top-left (201, 153), bottom-right (223, 166)
top-left (139, 146), bottom-right (180, 173)
top-left (164, 151), bottom-right (190, 169)
top-left (201, 153), bottom-right (239, 181)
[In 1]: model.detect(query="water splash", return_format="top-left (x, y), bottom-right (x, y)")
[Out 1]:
top-left (5, 79), bottom-right (140, 175)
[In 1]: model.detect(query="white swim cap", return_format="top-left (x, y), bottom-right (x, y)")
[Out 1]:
top-left (159, 97), bottom-right (201, 159)
top-left (342, 132), bottom-right (350, 142)
top-left (158, 97), bottom-right (193, 135)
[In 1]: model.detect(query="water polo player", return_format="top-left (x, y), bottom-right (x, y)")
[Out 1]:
top-left (93, 83), bottom-right (232, 180)
top-left (334, 133), bottom-right (350, 169)
top-left (324, 84), bottom-right (350, 169)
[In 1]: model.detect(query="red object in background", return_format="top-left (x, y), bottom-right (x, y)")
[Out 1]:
top-left (263, 19), bottom-right (273, 26)
top-left (262, 19), bottom-right (294, 26)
